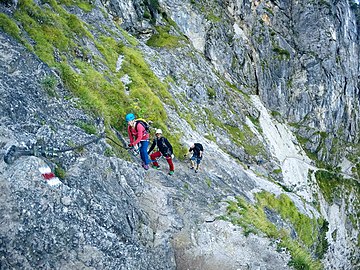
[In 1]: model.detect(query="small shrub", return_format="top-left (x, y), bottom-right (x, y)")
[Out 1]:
top-left (104, 147), bottom-right (115, 157)
top-left (54, 164), bottom-right (66, 179)
top-left (273, 46), bottom-right (290, 60)
top-left (75, 121), bottom-right (97, 135)
top-left (41, 75), bottom-right (58, 97)
top-left (207, 87), bottom-right (216, 99)
top-left (146, 26), bottom-right (185, 48)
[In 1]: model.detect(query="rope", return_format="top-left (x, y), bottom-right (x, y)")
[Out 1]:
top-left (3, 132), bottom-right (133, 165)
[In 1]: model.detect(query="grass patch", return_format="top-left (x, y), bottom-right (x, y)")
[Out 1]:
top-left (146, 25), bottom-right (185, 48)
top-left (273, 46), bottom-right (290, 60)
top-left (54, 164), bottom-right (66, 179)
top-left (0, 13), bottom-right (22, 41)
top-left (41, 75), bottom-right (58, 97)
top-left (207, 87), bottom-right (216, 99)
top-left (206, 12), bottom-right (221, 23)
top-left (11, 1), bottom-right (173, 136)
top-left (75, 120), bottom-right (97, 135)
top-left (55, 0), bottom-right (94, 12)
top-left (315, 169), bottom-right (360, 224)
top-left (204, 133), bottom-right (216, 142)
top-left (225, 124), bottom-right (265, 156)
top-left (315, 170), bottom-right (343, 204)
top-left (223, 192), bottom-right (327, 270)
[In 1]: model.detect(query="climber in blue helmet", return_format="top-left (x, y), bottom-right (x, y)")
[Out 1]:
top-left (125, 113), bottom-right (151, 170)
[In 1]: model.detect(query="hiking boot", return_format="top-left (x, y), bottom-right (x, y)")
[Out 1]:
top-left (190, 166), bottom-right (194, 169)
top-left (152, 165), bottom-right (160, 170)
top-left (195, 169), bottom-right (198, 173)
top-left (168, 171), bottom-right (174, 175)
top-left (142, 164), bottom-right (149, 170)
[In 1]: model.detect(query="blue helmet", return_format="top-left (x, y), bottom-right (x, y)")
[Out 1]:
top-left (125, 113), bottom-right (135, 122)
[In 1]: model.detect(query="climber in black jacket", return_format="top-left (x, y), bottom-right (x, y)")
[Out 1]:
top-left (148, 129), bottom-right (174, 175)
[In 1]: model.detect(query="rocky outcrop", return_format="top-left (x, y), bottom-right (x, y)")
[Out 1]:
top-left (1, 0), bottom-right (359, 269)
top-left (160, 0), bottom-right (360, 163)
top-left (0, 32), bottom-right (177, 269)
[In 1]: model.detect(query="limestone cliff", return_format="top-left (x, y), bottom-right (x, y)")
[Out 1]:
top-left (0, 0), bottom-right (359, 269)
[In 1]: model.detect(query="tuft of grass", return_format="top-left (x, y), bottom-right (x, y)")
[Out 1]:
top-left (75, 120), bottom-right (97, 135)
top-left (54, 164), bottom-right (66, 179)
top-left (224, 192), bottom-right (326, 270)
top-left (273, 46), bottom-right (290, 60)
top-left (206, 12), bottom-right (221, 23)
top-left (225, 123), bottom-right (265, 156)
top-left (104, 147), bottom-right (115, 157)
top-left (55, 0), bottom-right (94, 12)
top-left (146, 25), bottom-right (185, 48)
top-left (315, 170), bottom-right (342, 204)
top-left (204, 133), bottom-right (216, 142)
top-left (207, 87), bottom-right (216, 99)
top-left (205, 178), bottom-right (211, 187)
top-left (0, 13), bottom-right (22, 41)
top-left (41, 75), bottom-right (58, 97)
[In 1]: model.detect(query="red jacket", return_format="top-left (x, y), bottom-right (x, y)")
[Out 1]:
top-left (127, 122), bottom-right (149, 146)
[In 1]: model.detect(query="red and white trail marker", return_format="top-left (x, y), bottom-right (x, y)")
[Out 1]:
top-left (39, 166), bottom-right (62, 186)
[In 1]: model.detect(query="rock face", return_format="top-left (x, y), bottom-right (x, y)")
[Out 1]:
top-left (0, 31), bottom-right (292, 269)
top-left (159, 0), bottom-right (360, 163)
top-left (0, 33), bottom-right (176, 269)
top-left (0, 0), bottom-right (359, 269)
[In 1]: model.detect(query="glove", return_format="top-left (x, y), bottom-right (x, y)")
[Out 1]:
top-left (171, 154), bottom-right (174, 159)
top-left (133, 144), bottom-right (139, 150)
top-left (128, 143), bottom-right (132, 147)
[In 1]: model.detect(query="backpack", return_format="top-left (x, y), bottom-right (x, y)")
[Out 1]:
top-left (194, 143), bottom-right (203, 152)
top-left (135, 119), bottom-right (150, 133)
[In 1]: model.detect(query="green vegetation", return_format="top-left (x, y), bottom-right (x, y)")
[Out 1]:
top-left (201, 107), bottom-right (265, 157)
top-left (204, 133), bottom-right (216, 142)
top-left (225, 123), bottom-right (265, 156)
top-left (1, 0), bottom-right (190, 159)
top-left (41, 75), bottom-right (58, 97)
top-left (205, 178), bottom-right (211, 187)
top-left (315, 169), bottom-right (360, 204)
top-left (146, 25), bottom-right (185, 48)
top-left (247, 115), bottom-right (262, 133)
top-left (54, 164), bottom-right (66, 179)
top-left (223, 192), bottom-right (327, 270)
top-left (273, 46), bottom-right (290, 60)
top-left (104, 147), bottom-right (115, 157)
top-left (206, 12), bottom-right (221, 23)
top-left (207, 87), bottom-right (216, 99)
top-left (315, 169), bottom-right (359, 247)
top-left (0, 13), bottom-right (22, 41)
top-left (264, 7), bottom-right (274, 16)
top-left (180, 112), bottom-right (196, 131)
top-left (56, 0), bottom-right (94, 12)
top-left (75, 121), bottom-right (97, 135)
top-left (118, 27), bottom-right (139, 46)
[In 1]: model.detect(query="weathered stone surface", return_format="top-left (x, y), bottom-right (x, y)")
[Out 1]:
top-left (0, 0), bottom-right (359, 269)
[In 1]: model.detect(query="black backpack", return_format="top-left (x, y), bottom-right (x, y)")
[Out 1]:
top-left (135, 119), bottom-right (150, 133)
top-left (194, 143), bottom-right (203, 152)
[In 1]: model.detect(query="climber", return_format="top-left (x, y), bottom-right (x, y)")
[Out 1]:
top-left (126, 113), bottom-right (150, 170)
top-left (148, 129), bottom-right (175, 175)
top-left (187, 143), bottom-right (203, 173)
